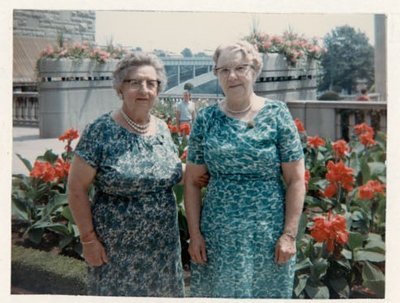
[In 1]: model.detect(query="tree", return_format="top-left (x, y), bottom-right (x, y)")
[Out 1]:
top-left (183, 82), bottom-right (194, 91)
top-left (318, 25), bottom-right (374, 94)
top-left (181, 48), bottom-right (193, 58)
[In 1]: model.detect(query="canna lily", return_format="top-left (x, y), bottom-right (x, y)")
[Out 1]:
top-left (58, 128), bottom-right (79, 152)
top-left (307, 136), bottom-right (326, 149)
top-left (54, 158), bottom-right (71, 180)
top-left (294, 118), bottom-right (306, 133)
top-left (354, 123), bottom-right (376, 147)
top-left (30, 161), bottom-right (57, 183)
top-left (305, 170), bottom-right (311, 191)
top-left (309, 211), bottom-right (349, 253)
top-left (332, 139), bottom-right (350, 158)
top-left (358, 180), bottom-right (386, 200)
top-left (325, 160), bottom-right (354, 192)
top-left (180, 123), bottom-right (191, 136)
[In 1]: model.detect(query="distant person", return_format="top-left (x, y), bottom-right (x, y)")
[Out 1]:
top-left (357, 88), bottom-right (370, 101)
top-left (175, 90), bottom-right (196, 135)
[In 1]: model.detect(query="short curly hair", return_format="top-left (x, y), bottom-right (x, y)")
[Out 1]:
top-left (213, 40), bottom-right (263, 80)
top-left (113, 51), bottom-right (167, 94)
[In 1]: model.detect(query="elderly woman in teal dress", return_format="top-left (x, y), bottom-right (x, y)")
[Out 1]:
top-left (184, 41), bottom-right (306, 298)
top-left (68, 51), bottom-right (192, 296)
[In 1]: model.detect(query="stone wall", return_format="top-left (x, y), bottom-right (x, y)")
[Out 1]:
top-left (13, 10), bottom-right (95, 43)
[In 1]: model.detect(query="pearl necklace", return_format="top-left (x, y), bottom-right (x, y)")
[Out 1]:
top-left (120, 109), bottom-right (150, 134)
top-left (225, 101), bottom-right (252, 115)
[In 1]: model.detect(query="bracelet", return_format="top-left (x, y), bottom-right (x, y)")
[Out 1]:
top-left (282, 231), bottom-right (297, 241)
top-left (81, 239), bottom-right (97, 245)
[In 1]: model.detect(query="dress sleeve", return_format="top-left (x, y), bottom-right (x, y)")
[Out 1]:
top-left (187, 108), bottom-right (206, 165)
top-left (276, 102), bottom-right (304, 163)
top-left (74, 121), bottom-right (102, 169)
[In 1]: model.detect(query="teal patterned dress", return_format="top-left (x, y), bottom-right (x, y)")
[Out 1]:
top-left (74, 113), bottom-right (184, 297)
top-left (187, 99), bottom-right (304, 298)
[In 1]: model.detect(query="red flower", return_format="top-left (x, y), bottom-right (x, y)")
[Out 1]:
top-left (354, 123), bottom-right (376, 147)
top-left (168, 123), bottom-right (179, 134)
top-left (324, 182), bottom-right (338, 198)
top-left (58, 128), bottom-right (79, 152)
top-left (54, 158), bottom-right (71, 179)
top-left (354, 123), bottom-right (374, 136)
top-left (58, 128), bottom-right (79, 142)
top-left (305, 170), bottom-right (311, 190)
top-left (180, 123), bottom-right (191, 136)
top-left (359, 132), bottom-right (376, 146)
top-left (325, 160), bottom-right (354, 192)
top-left (307, 136), bottom-right (326, 148)
top-left (180, 149), bottom-right (188, 161)
top-left (309, 212), bottom-right (349, 253)
top-left (358, 180), bottom-right (386, 200)
top-left (30, 161), bottom-right (56, 183)
top-left (332, 139), bottom-right (350, 158)
top-left (294, 118), bottom-right (306, 133)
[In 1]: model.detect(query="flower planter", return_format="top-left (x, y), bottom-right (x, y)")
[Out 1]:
top-left (37, 58), bottom-right (119, 79)
top-left (37, 59), bottom-right (121, 138)
top-left (254, 53), bottom-right (318, 101)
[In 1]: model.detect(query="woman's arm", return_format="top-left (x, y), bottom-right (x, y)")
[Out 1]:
top-left (184, 163), bottom-right (208, 264)
top-left (275, 158), bottom-right (305, 264)
top-left (68, 155), bottom-right (108, 266)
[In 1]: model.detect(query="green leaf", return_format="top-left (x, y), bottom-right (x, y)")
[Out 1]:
top-left (341, 248), bottom-right (352, 260)
top-left (40, 193), bottom-right (68, 220)
top-left (28, 228), bottom-right (44, 244)
top-left (305, 284), bottom-right (330, 299)
top-left (296, 212), bottom-right (308, 242)
top-left (294, 274), bottom-right (309, 297)
top-left (311, 258), bottom-right (328, 281)
top-left (295, 258), bottom-right (313, 271)
top-left (46, 224), bottom-right (71, 236)
top-left (173, 184), bottom-right (184, 204)
top-left (16, 153), bottom-right (33, 172)
top-left (367, 162), bottom-right (386, 178)
top-left (360, 158), bottom-right (370, 184)
top-left (59, 235), bottom-right (74, 249)
top-left (354, 249), bottom-right (385, 262)
top-left (347, 231), bottom-right (364, 250)
top-left (36, 149), bottom-right (58, 164)
top-left (329, 277), bottom-right (350, 298)
top-left (362, 261), bottom-right (385, 297)
top-left (61, 205), bottom-right (75, 223)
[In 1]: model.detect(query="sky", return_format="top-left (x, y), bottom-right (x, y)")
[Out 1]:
top-left (96, 11), bottom-right (375, 54)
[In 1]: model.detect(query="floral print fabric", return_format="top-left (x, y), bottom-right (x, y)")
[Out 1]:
top-left (187, 99), bottom-right (304, 298)
top-left (74, 113), bottom-right (184, 297)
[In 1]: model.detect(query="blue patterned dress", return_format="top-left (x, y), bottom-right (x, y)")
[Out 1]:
top-left (187, 99), bottom-right (304, 298)
top-left (74, 113), bottom-right (184, 297)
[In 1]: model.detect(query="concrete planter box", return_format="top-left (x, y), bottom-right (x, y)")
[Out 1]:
top-left (37, 59), bottom-right (121, 138)
top-left (254, 53), bottom-right (318, 101)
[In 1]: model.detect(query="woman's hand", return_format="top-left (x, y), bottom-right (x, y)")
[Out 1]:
top-left (194, 172), bottom-right (210, 188)
top-left (188, 233), bottom-right (207, 264)
top-left (82, 239), bottom-right (108, 267)
top-left (274, 234), bottom-right (296, 264)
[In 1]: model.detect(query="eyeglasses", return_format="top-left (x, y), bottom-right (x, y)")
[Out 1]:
top-left (214, 64), bottom-right (254, 77)
top-left (123, 79), bottom-right (160, 90)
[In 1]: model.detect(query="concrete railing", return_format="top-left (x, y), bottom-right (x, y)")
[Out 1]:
top-left (287, 100), bottom-right (387, 140)
top-left (12, 91), bottom-right (386, 141)
top-left (13, 91), bottom-right (39, 126)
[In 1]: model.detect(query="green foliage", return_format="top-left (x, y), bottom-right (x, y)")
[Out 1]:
top-left (318, 25), bottom-right (374, 94)
top-left (318, 91), bottom-right (342, 101)
top-left (12, 133), bottom-right (84, 258)
top-left (295, 123), bottom-right (386, 299)
top-left (181, 47), bottom-right (193, 58)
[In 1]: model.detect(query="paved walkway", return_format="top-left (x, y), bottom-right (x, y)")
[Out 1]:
top-left (12, 127), bottom-right (76, 175)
